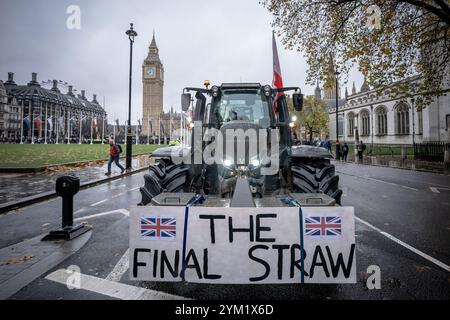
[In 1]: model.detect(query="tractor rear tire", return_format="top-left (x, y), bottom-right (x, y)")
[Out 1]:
top-left (139, 158), bottom-right (190, 205)
top-left (291, 160), bottom-right (343, 205)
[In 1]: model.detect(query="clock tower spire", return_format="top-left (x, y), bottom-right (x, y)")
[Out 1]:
top-left (142, 31), bottom-right (164, 136)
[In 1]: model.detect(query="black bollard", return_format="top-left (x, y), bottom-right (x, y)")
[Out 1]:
top-left (42, 175), bottom-right (91, 241)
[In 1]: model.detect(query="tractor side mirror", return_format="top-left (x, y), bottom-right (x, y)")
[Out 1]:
top-left (293, 93), bottom-right (303, 112)
top-left (181, 93), bottom-right (191, 111)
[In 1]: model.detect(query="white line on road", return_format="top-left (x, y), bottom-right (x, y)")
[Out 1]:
top-left (45, 269), bottom-right (187, 300)
top-left (129, 187), bottom-right (140, 191)
top-left (106, 249), bottom-right (130, 282)
top-left (111, 192), bottom-right (125, 198)
top-left (338, 171), bottom-right (423, 192)
top-left (90, 199), bottom-right (108, 207)
top-left (74, 209), bottom-right (129, 221)
top-left (355, 216), bottom-right (450, 273)
top-left (402, 186), bottom-right (419, 191)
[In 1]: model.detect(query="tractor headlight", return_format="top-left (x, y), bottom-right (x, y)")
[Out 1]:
top-left (291, 115), bottom-right (297, 122)
top-left (263, 85), bottom-right (272, 97)
top-left (223, 159), bottom-right (233, 167)
top-left (212, 85), bottom-right (220, 98)
top-left (289, 122), bottom-right (295, 128)
top-left (251, 159), bottom-right (261, 167)
top-left (189, 122), bottom-right (194, 128)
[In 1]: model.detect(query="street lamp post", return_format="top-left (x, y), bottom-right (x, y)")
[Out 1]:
top-left (125, 23), bottom-right (137, 170)
top-left (335, 71), bottom-right (340, 159)
top-left (411, 96), bottom-right (415, 145)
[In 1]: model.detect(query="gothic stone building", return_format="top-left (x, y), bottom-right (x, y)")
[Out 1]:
top-left (328, 76), bottom-right (450, 146)
top-left (142, 32), bottom-right (181, 141)
top-left (3, 72), bottom-right (106, 143)
top-left (0, 80), bottom-right (20, 142)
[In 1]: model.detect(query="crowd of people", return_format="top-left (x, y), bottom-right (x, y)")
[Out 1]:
top-left (295, 137), bottom-right (367, 161)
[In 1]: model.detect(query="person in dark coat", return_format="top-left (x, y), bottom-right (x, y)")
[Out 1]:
top-left (342, 142), bottom-right (349, 161)
top-left (357, 140), bottom-right (366, 161)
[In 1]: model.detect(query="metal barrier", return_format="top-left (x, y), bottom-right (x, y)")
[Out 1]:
top-left (414, 142), bottom-right (450, 162)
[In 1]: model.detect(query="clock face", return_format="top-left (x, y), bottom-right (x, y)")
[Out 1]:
top-left (146, 67), bottom-right (155, 78)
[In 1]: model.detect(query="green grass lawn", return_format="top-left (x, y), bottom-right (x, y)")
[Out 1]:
top-left (0, 144), bottom-right (167, 168)
top-left (331, 143), bottom-right (414, 156)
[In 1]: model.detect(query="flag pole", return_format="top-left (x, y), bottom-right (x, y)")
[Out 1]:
top-left (44, 103), bottom-right (48, 144)
top-left (67, 109), bottom-right (70, 144)
top-left (56, 107), bottom-right (59, 144)
top-left (90, 112), bottom-right (93, 144)
top-left (102, 96), bottom-right (105, 144)
top-left (147, 111), bottom-right (150, 145)
top-left (20, 100), bottom-right (24, 144)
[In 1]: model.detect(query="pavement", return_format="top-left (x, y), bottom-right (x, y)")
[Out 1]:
top-left (0, 162), bottom-right (449, 300)
top-left (343, 154), bottom-right (447, 174)
top-left (0, 155), bottom-right (153, 205)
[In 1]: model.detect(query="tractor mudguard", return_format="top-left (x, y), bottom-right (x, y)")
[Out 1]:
top-left (290, 145), bottom-right (332, 159)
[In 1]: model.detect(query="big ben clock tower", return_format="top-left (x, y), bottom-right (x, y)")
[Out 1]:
top-left (142, 32), bottom-right (164, 135)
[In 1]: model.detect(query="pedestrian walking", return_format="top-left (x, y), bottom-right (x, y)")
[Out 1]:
top-left (357, 140), bottom-right (366, 161)
top-left (342, 142), bottom-right (349, 161)
top-left (105, 138), bottom-right (125, 175)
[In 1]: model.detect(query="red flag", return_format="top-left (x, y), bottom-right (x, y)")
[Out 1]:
top-left (272, 32), bottom-right (284, 114)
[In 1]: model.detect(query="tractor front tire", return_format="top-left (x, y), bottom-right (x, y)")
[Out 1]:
top-left (291, 159), bottom-right (343, 205)
top-left (139, 158), bottom-right (190, 205)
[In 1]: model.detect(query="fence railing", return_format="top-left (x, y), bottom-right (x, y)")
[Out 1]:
top-left (414, 142), bottom-right (450, 162)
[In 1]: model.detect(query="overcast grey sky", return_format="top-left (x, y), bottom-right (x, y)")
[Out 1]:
top-left (0, 0), bottom-right (363, 124)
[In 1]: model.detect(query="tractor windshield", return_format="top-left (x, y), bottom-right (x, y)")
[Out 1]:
top-left (211, 89), bottom-right (271, 129)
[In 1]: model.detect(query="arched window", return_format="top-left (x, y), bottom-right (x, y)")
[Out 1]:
top-left (395, 102), bottom-right (410, 135)
top-left (417, 109), bottom-right (423, 135)
top-left (360, 109), bottom-right (370, 136)
top-left (375, 106), bottom-right (387, 135)
top-left (338, 113), bottom-right (344, 137)
top-left (347, 112), bottom-right (354, 137)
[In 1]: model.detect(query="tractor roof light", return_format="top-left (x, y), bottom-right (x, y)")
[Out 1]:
top-left (204, 80), bottom-right (210, 89)
top-left (263, 85), bottom-right (272, 97)
top-left (212, 85), bottom-right (220, 98)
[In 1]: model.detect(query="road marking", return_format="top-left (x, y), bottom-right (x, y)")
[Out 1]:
top-left (90, 199), bottom-right (108, 207)
top-left (74, 209), bottom-right (129, 221)
top-left (111, 192), bottom-right (125, 198)
top-left (106, 249), bottom-right (129, 282)
top-left (129, 187), bottom-right (140, 191)
top-left (430, 187), bottom-right (440, 193)
top-left (340, 171), bottom-right (421, 192)
top-left (402, 186), bottom-right (419, 191)
top-left (355, 216), bottom-right (450, 273)
top-left (430, 187), bottom-right (450, 193)
top-left (45, 269), bottom-right (187, 300)
top-left (74, 208), bottom-right (85, 214)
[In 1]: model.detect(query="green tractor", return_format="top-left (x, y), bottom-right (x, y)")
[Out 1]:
top-left (139, 83), bottom-right (342, 207)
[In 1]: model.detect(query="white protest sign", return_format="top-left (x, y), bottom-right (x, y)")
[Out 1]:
top-left (129, 205), bottom-right (356, 284)
top-left (129, 206), bottom-right (185, 281)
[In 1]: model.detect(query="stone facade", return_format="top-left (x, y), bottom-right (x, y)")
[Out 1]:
top-left (0, 80), bottom-right (20, 141)
top-left (141, 32), bottom-right (181, 140)
top-left (328, 76), bottom-right (450, 145)
top-left (3, 72), bottom-right (106, 143)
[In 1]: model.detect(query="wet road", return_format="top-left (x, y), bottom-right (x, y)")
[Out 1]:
top-left (1, 163), bottom-right (449, 300)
